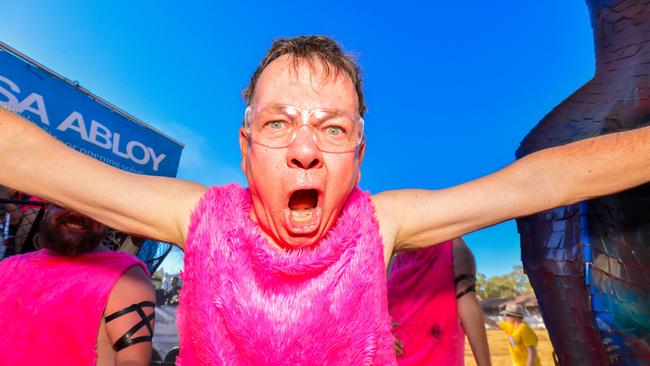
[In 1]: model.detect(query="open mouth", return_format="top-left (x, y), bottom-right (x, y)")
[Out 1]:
top-left (57, 214), bottom-right (89, 230)
top-left (63, 222), bottom-right (84, 230)
top-left (288, 189), bottom-right (319, 223)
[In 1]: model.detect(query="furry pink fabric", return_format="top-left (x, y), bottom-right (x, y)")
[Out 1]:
top-left (178, 184), bottom-right (396, 365)
top-left (387, 241), bottom-right (465, 366)
top-left (0, 249), bottom-right (148, 365)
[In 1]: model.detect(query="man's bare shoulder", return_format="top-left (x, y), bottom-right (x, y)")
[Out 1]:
top-left (106, 265), bottom-right (155, 314)
top-left (371, 188), bottom-right (459, 252)
top-left (370, 189), bottom-right (412, 225)
top-left (370, 191), bottom-right (402, 259)
top-left (452, 238), bottom-right (476, 273)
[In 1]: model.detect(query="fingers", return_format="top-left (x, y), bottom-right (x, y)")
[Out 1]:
top-left (393, 336), bottom-right (404, 356)
top-left (391, 319), bottom-right (404, 356)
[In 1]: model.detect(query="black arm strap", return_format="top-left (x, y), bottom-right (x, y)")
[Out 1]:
top-left (454, 273), bottom-right (476, 285)
top-left (454, 273), bottom-right (477, 299)
top-left (455, 284), bottom-right (476, 299)
top-left (105, 301), bottom-right (155, 351)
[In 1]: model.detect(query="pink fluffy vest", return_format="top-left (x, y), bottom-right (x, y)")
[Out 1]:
top-left (177, 184), bottom-right (396, 365)
top-left (387, 241), bottom-right (465, 366)
top-left (0, 249), bottom-right (147, 365)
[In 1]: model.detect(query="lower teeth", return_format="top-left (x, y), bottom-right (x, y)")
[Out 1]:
top-left (292, 209), bottom-right (313, 222)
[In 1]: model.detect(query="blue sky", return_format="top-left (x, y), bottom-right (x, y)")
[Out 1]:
top-left (1, 1), bottom-right (595, 276)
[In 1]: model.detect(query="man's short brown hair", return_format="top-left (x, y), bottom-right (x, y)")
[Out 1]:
top-left (243, 35), bottom-right (366, 117)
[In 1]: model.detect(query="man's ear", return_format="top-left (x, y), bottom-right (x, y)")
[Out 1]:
top-left (239, 128), bottom-right (249, 174)
top-left (355, 138), bottom-right (366, 185)
top-left (357, 138), bottom-right (366, 161)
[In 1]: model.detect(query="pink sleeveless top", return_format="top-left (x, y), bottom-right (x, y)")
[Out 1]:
top-left (387, 241), bottom-right (465, 366)
top-left (0, 249), bottom-right (148, 365)
top-left (177, 184), bottom-right (396, 365)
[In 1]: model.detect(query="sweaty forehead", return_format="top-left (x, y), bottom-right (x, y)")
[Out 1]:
top-left (253, 55), bottom-right (358, 113)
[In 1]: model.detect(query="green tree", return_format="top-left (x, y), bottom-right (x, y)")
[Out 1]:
top-left (476, 272), bottom-right (488, 300)
top-left (511, 265), bottom-right (534, 296)
top-left (476, 265), bottom-right (534, 300)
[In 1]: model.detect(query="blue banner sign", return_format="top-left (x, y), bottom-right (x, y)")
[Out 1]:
top-left (0, 43), bottom-right (183, 177)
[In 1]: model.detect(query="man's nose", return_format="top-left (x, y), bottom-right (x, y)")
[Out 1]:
top-left (286, 126), bottom-right (323, 170)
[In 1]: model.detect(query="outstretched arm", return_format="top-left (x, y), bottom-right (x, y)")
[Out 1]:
top-left (373, 126), bottom-right (650, 251)
top-left (0, 108), bottom-right (206, 246)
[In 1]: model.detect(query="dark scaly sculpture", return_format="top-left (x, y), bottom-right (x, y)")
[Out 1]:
top-left (516, 1), bottom-right (650, 365)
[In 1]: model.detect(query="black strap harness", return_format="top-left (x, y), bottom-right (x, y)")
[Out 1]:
top-left (454, 273), bottom-right (476, 299)
top-left (105, 301), bottom-right (155, 351)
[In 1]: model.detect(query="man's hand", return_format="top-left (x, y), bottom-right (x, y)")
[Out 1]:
top-left (391, 320), bottom-right (404, 356)
top-left (393, 335), bottom-right (404, 356)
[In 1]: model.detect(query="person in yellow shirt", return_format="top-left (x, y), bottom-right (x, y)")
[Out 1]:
top-left (486, 303), bottom-right (541, 366)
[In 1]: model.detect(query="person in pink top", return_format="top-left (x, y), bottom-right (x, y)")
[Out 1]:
top-left (387, 238), bottom-right (491, 366)
top-left (2, 35), bottom-right (650, 364)
top-left (0, 204), bottom-right (156, 366)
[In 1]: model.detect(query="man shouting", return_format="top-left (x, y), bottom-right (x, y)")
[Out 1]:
top-left (1, 36), bottom-right (650, 365)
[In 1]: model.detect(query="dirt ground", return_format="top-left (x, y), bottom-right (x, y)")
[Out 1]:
top-left (464, 329), bottom-right (555, 366)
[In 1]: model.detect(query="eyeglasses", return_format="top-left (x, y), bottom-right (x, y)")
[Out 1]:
top-left (244, 103), bottom-right (364, 153)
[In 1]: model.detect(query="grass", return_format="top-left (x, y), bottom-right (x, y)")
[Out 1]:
top-left (464, 329), bottom-right (555, 366)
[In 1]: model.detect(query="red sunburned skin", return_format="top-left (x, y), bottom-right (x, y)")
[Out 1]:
top-left (239, 55), bottom-right (363, 250)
